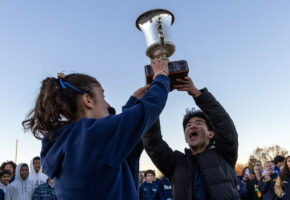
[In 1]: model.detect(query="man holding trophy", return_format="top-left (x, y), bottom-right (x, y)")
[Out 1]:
top-left (137, 9), bottom-right (240, 199)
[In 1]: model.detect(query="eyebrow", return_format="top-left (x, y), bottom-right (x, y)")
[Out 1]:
top-left (188, 120), bottom-right (205, 124)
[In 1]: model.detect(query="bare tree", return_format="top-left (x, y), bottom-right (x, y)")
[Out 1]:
top-left (248, 155), bottom-right (258, 170)
top-left (248, 145), bottom-right (288, 167)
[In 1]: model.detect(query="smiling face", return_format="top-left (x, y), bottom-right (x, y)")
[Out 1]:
top-left (184, 117), bottom-right (214, 153)
top-left (4, 164), bottom-right (14, 174)
top-left (254, 165), bottom-right (262, 177)
top-left (0, 173), bottom-right (11, 186)
top-left (20, 165), bottom-right (29, 180)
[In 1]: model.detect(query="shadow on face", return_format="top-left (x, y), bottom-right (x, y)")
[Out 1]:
top-left (20, 165), bottom-right (29, 180)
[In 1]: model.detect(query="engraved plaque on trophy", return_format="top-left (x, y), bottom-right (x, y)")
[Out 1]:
top-left (136, 9), bottom-right (189, 90)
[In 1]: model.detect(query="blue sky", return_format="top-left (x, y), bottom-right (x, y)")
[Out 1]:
top-left (0, 0), bottom-right (289, 171)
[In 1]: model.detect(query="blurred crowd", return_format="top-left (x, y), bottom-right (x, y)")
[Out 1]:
top-left (0, 155), bottom-right (289, 200)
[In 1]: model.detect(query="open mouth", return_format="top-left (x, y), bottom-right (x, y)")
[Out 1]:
top-left (189, 132), bottom-right (198, 140)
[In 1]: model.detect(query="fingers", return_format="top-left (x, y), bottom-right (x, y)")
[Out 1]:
top-left (176, 77), bottom-right (191, 83)
top-left (142, 84), bottom-right (150, 91)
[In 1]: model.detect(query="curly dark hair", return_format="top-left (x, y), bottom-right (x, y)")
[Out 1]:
top-left (22, 73), bottom-right (101, 139)
top-left (0, 161), bottom-right (17, 175)
top-left (281, 156), bottom-right (290, 181)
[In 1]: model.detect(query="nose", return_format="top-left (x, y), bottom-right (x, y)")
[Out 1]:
top-left (189, 123), bottom-right (198, 130)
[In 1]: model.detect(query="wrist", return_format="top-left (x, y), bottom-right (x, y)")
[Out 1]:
top-left (190, 89), bottom-right (202, 98)
top-left (153, 70), bottom-right (169, 79)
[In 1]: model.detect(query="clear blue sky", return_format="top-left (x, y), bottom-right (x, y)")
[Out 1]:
top-left (0, 0), bottom-right (289, 171)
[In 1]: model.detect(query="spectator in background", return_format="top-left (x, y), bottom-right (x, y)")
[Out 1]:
top-left (0, 170), bottom-right (11, 195)
top-left (157, 176), bottom-right (173, 200)
top-left (0, 170), bottom-right (11, 200)
top-left (32, 178), bottom-right (56, 200)
top-left (247, 164), bottom-right (263, 200)
top-left (153, 173), bottom-right (160, 185)
top-left (248, 170), bottom-right (256, 181)
top-left (236, 177), bottom-right (248, 199)
top-left (139, 170), bottom-right (163, 200)
top-left (5, 163), bottom-right (34, 200)
top-left (241, 167), bottom-right (250, 185)
top-left (275, 156), bottom-right (290, 199)
top-left (0, 162), bottom-right (16, 183)
top-left (139, 172), bottom-right (144, 187)
top-left (258, 161), bottom-right (279, 200)
top-left (274, 155), bottom-right (285, 175)
top-left (255, 161), bottom-right (267, 176)
top-left (29, 157), bottom-right (48, 189)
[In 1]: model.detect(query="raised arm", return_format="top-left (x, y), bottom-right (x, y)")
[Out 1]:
top-left (175, 77), bottom-right (238, 167)
top-left (104, 58), bottom-right (170, 167)
top-left (194, 88), bottom-right (238, 167)
top-left (142, 119), bottom-right (176, 179)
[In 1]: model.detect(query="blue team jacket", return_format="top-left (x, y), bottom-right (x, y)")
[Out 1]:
top-left (258, 173), bottom-right (279, 200)
top-left (139, 182), bottom-right (163, 200)
top-left (40, 75), bottom-right (169, 200)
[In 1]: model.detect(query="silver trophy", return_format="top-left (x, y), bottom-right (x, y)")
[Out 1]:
top-left (136, 9), bottom-right (189, 89)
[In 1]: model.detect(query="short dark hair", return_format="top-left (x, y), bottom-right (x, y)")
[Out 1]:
top-left (20, 163), bottom-right (28, 170)
top-left (33, 156), bottom-right (40, 164)
top-left (144, 170), bottom-right (155, 177)
top-left (274, 155), bottom-right (285, 164)
top-left (182, 109), bottom-right (214, 131)
top-left (0, 170), bottom-right (11, 178)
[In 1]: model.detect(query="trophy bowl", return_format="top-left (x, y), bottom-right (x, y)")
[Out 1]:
top-left (136, 9), bottom-right (176, 59)
top-left (136, 9), bottom-right (189, 90)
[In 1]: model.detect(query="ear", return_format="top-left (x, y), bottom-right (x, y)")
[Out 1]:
top-left (81, 94), bottom-right (94, 109)
top-left (208, 131), bottom-right (214, 139)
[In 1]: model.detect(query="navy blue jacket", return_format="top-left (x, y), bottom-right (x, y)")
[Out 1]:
top-left (0, 189), bottom-right (4, 200)
top-left (236, 177), bottom-right (248, 199)
top-left (157, 176), bottom-right (173, 200)
top-left (40, 75), bottom-right (170, 200)
top-left (139, 182), bottom-right (163, 200)
top-left (258, 173), bottom-right (279, 200)
top-left (281, 176), bottom-right (290, 200)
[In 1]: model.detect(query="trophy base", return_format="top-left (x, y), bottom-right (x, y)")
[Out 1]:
top-left (144, 60), bottom-right (189, 91)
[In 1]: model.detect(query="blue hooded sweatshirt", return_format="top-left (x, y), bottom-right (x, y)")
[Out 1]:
top-left (40, 75), bottom-right (169, 200)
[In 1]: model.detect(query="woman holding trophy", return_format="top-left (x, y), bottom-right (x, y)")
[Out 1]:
top-left (22, 58), bottom-right (169, 200)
